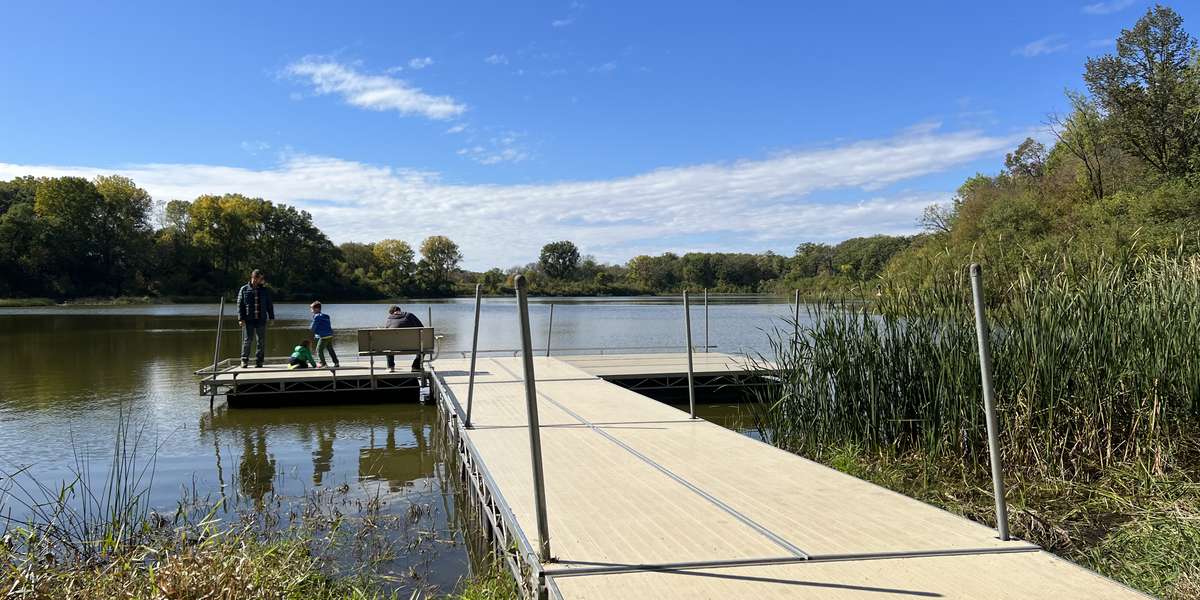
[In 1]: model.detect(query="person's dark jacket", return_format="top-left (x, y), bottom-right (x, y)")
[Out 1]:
top-left (237, 283), bottom-right (275, 323)
top-left (384, 311), bottom-right (423, 329)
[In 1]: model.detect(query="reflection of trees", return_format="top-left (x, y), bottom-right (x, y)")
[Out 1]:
top-left (358, 423), bottom-right (434, 492)
top-left (238, 428), bottom-right (276, 508)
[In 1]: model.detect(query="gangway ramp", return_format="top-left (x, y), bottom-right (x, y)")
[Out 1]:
top-left (431, 355), bottom-right (1148, 599)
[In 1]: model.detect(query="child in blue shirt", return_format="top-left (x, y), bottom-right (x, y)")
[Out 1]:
top-left (309, 301), bottom-right (340, 368)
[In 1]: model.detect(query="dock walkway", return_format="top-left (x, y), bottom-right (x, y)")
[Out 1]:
top-left (431, 355), bottom-right (1149, 599)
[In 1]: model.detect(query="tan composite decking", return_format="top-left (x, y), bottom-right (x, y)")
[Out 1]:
top-left (432, 355), bottom-right (1149, 599)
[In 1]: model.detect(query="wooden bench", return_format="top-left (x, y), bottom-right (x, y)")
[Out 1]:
top-left (357, 327), bottom-right (441, 370)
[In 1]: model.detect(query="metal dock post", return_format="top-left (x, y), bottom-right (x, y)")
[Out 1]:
top-left (209, 296), bottom-right (225, 409)
top-left (465, 284), bottom-right (482, 428)
top-left (545, 303), bottom-right (554, 357)
top-left (683, 290), bottom-right (697, 419)
top-left (970, 263), bottom-right (1010, 541)
top-left (703, 289), bottom-right (709, 353)
top-left (516, 275), bottom-right (552, 561)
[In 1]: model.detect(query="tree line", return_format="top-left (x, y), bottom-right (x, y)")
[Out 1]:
top-left (2, 7), bottom-right (1196, 301)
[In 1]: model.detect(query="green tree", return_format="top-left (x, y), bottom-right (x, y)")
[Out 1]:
top-left (539, 240), bottom-right (581, 279)
top-left (481, 267), bottom-right (506, 293)
top-left (34, 177), bottom-right (107, 295)
top-left (373, 239), bottom-right (416, 296)
top-left (1084, 5), bottom-right (1199, 177)
top-left (93, 175), bottom-right (154, 292)
top-left (417, 235), bottom-right (462, 295)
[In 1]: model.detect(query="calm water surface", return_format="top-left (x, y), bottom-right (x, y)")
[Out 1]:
top-left (0, 296), bottom-right (793, 593)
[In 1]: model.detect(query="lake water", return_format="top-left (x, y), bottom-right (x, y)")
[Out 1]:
top-left (0, 296), bottom-right (795, 594)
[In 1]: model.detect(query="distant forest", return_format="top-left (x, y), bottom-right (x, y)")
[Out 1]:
top-left (2, 6), bottom-right (1197, 301)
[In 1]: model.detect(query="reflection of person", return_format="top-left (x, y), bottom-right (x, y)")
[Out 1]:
top-left (238, 428), bottom-right (276, 509)
top-left (289, 339), bottom-right (317, 370)
top-left (384, 305), bottom-right (423, 372)
top-left (309, 301), bottom-right (339, 368)
top-left (237, 269), bottom-right (275, 368)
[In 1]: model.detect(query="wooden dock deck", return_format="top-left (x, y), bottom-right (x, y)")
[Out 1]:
top-left (430, 355), bottom-right (1150, 599)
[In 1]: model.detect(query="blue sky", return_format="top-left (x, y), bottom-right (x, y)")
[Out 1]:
top-left (0, 0), bottom-right (1187, 268)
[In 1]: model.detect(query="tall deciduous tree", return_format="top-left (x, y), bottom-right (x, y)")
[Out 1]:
top-left (418, 235), bottom-right (462, 295)
top-left (373, 239), bottom-right (416, 296)
top-left (1084, 5), bottom-right (1199, 177)
top-left (539, 240), bottom-right (581, 279)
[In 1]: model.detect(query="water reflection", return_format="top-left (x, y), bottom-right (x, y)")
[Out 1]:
top-left (201, 404), bottom-right (441, 497)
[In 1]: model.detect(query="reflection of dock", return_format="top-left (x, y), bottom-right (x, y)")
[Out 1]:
top-left (432, 355), bottom-right (1149, 600)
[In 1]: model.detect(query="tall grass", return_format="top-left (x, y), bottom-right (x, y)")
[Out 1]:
top-left (750, 253), bottom-right (1200, 476)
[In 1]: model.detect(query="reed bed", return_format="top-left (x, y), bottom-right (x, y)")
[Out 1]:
top-left (750, 253), bottom-right (1200, 477)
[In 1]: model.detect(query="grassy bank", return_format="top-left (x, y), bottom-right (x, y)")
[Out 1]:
top-left (750, 253), bottom-right (1200, 598)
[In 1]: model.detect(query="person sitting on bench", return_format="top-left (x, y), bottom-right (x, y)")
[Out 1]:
top-left (383, 305), bottom-right (424, 371)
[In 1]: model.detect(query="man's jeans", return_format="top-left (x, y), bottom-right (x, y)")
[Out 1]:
top-left (241, 321), bottom-right (267, 365)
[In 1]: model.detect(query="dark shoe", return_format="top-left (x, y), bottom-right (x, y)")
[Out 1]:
top-left (255, 362), bottom-right (263, 368)
top-left (241, 360), bottom-right (249, 368)
top-left (333, 363), bottom-right (340, 369)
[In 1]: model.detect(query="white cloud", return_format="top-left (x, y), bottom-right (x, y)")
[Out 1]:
top-left (1087, 38), bottom-right (1115, 48)
top-left (284, 56), bottom-right (465, 120)
top-left (1012, 35), bottom-right (1068, 58)
top-left (590, 61), bottom-right (617, 73)
top-left (0, 126), bottom-right (1019, 268)
top-left (552, 17), bottom-right (574, 27)
top-left (1082, 0), bottom-right (1134, 15)
top-left (445, 123), bottom-right (468, 134)
top-left (484, 54), bottom-right (508, 65)
top-left (408, 56), bottom-right (434, 69)
top-left (458, 133), bottom-right (530, 165)
top-left (240, 141), bottom-right (271, 155)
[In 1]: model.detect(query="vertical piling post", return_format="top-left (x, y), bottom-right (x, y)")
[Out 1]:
top-left (545, 303), bottom-right (554, 357)
top-left (683, 290), bottom-right (697, 419)
top-left (209, 296), bottom-right (226, 409)
top-left (427, 305), bottom-right (433, 327)
top-left (703, 289), bottom-right (709, 353)
top-left (465, 284), bottom-right (483, 428)
top-left (793, 288), bottom-right (801, 341)
top-left (516, 275), bottom-right (552, 561)
top-left (970, 263), bottom-right (1010, 541)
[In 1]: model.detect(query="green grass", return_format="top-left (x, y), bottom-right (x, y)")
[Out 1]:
top-left (0, 297), bottom-right (55, 307)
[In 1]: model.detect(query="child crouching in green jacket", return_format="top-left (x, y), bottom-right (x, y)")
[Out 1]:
top-left (289, 339), bottom-right (317, 369)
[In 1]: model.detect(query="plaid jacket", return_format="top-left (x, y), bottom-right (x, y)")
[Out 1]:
top-left (237, 283), bottom-right (275, 322)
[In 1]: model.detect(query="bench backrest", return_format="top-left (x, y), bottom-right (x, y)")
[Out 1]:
top-left (357, 327), bottom-right (435, 354)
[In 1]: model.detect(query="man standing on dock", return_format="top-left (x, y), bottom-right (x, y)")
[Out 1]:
top-left (237, 269), bottom-right (275, 368)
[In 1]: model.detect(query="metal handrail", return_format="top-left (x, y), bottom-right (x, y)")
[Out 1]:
top-left (515, 275), bottom-right (552, 562)
top-left (444, 344), bottom-right (717, 359)
top-left (465, 284), bottom-right (482, 428)
top-left (970, 264), bottom-right (1010, 541)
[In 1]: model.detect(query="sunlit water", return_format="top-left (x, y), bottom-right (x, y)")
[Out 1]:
top-left (0, 296), bottom-right (794, 593)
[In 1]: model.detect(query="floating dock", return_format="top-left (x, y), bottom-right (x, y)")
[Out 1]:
top-left (431, 355), bottom-right (1150, 600)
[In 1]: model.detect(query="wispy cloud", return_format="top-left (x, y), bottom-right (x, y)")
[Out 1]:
top-left (0, 126), bottom-right (1019, 267)
top-left (552, 17), bottom-right (574, 27)
top-left (240, 141), bottom-right (271, 155)
top-left (284, 56), bottom-right (465, 120)
top-left (1087, 38), bottom-right (1115, 48)
top-left (457, 132), bottom-right (530, 165)
top-left (484, 53), bottom-right (508, 65)
top-left (589, 61), bottom-right (617, 73)
top-left (445, 123), bottom-right (468, 134)
top-left (408, 56), bottom-right (434, 69)
top-left (1082, 0), bottom-right (1134, 15)
top-left (1012, 35), bottom-right (1068, 58)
